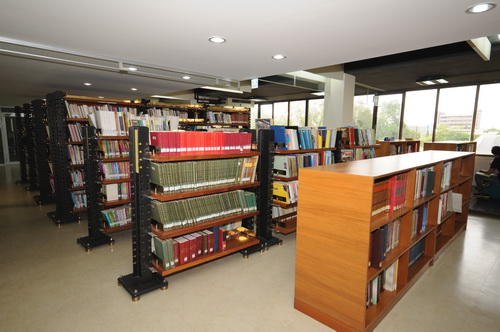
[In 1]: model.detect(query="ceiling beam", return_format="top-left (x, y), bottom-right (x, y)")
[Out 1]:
top-left (467, 37), bottom-right (491, 61)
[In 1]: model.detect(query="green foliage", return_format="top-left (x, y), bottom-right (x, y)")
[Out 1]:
top-left (375, 100), bottom-right (401, 140)
top-left (354, 105), bottom-right (372, 129)
top-left (434, 124), bottom-right (470, 141)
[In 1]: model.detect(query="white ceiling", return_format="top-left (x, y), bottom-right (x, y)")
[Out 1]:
top-left (1, 0), bottom-right (500, 106)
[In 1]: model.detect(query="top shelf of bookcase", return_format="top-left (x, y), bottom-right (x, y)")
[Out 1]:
top-left (65, 95), bottom-right (142, 106)
top-left (305, 151), bottom-right (474, 179)
top-left (149, 151), bottom-right (260, 162)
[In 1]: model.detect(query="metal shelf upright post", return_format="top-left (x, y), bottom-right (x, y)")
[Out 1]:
top-left (15, 105), bottom-right (29, 184)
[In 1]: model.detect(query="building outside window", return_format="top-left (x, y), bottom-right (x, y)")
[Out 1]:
top-left (435, 86), bottom-right (476, 141)
top-left (402, 89), bottom-right (438, 146)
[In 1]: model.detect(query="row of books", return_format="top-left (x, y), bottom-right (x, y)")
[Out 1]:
top-left (150, 156), bottom-right (259, 194)
top-left (129, 114), bottom-right (181, 131)
top-left (71, 190), bottom-right (87, 209)
top-left (68, 145), bottom-right (84, 165)
top-left (271, 205), bottom-right (297, 219)
top-left (66, 102), bottom-right (138, 118)
top-left (68, 123), bottom-right (84, 142)
top-left (101, 205), bottom-right (131, 228)
top-left (371, 173), bottom-right (409, 217)
top-left (437, 192), bottom-right (462, 224)
top-left (152, 224), bottom-right (255, 269)
top-left (273, 153), bottom-right (320, 178)
top-left (151, 190), bottom-right (257, 230)
top-left (100, 161), bottom-right (130, 180)
top-left (98, 140), bottom-right (130, 158)
top-left (340, 147), bottom-right (376, 162)
top-left (414, 166), bottom-right (435, 201)
top-left (271, 126), bottom-right (337, 150)
top-left (408, 238), bottom-right (426, 268)
top-left (70, 169), bottom-right (85, 187)
top-left (338, 127), bottom-right (376, 148)
top-left (411, 203), bottom-right (428, 239)
top-left (150, 131), bottom-right (252, 156)
top-left (272, 180), bottom-right (298, 205)
top-left (441, 161), bottom-right (452, 190)
top-left (367, 260), bottom-right (399, 307)
top-left (103, 182), bottom-right (131, 202)
top-left (369, 219), bottom-right (401, 269)
top-left (206, 111), bottom-right (249, 125)
top-left (89, 110), bottom-right (133, 136)
top-left (147, 107), bottom-right (191, 119)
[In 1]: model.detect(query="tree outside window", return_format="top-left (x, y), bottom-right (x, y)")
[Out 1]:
top-left (308, 99), bottom-right (324, 126)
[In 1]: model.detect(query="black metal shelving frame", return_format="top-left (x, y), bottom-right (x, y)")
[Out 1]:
top-left (77, 126), bottom-right (114, 251)
top-left (15, 105), bottom-right (29, 184)
top-left (118, 126), bottom-right (167, 301)
top-left (23, 103), bottom-right (39, 191)
top-left (46, 91), bottom-right (80, 225)
top-left (32, 99), bottom-right (54, 205)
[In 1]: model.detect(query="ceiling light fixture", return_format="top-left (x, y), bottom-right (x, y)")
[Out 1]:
top-left (272, 54), bottom-right (287, 60)
top-left (127, 66), bottom-right (138, 71)
top-left (249, 97), bottom-right (268, 102)
top-left (209, 36), bottom-right (226, 44)
top-left (465, 2), bottom-right (496, 13)
top-left (416, 76), bottom-right (449, 86)
top-left (131, 88), bottom-right (137, 91)
top-left (98, 96), bottom-right (104, 98)
top-left (311, 91), bottom-right (325, 96)
top-left (83, 82), bottom-right (92, 86)
top-left (182, 75), bottom-right (191, 80)
top-left (201, 86), bottom-right (243, 94)
top-left (150, 95), bottom-right (183, 100)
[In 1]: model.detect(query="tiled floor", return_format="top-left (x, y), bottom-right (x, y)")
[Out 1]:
top-left (0, 164), bottom-right (499, 331)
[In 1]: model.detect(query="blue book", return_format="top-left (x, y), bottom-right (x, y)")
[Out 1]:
top-left (270, 125), bottom-right (287, 147)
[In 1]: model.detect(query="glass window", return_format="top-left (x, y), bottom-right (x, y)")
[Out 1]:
top-left (308, 99), bottom-right (324, 127)
top-left (273, 102), bottom-right (288, 125)
top-left (435, 86), bottom-right (476, 141)
top-left (260, 104), bottom-right (272, 119)
top-left (474, 83), bottom-right (500, 154)
top-left (375, 94), bottom-right (403, 141)
top-left (249, 105), bottom-right (258, 129)
top-left (354, 94), bottom-right (374, 130)
top-left (289, 100), bottom-right (306, 126)
top-left (402, 89), bottom-right (438, 147)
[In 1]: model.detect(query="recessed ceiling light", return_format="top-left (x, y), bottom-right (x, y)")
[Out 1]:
top-left (272, 54), bottom-right (287, 60)
top-left (465, 2), bottom-right (496, 13)
top-left (209, 36), bottom-right (226, 44)
top-left (83, 82), bottom-right (92, 86)
top-left (311, 91), bottom-right (325, 96)
top-left (128, 66), bottom-right (138, 71)
top-left (182, 75), bottom-right (191, 80)
top-left (98, 96), bottom-right (104, 99)
top-left (131, 88), bottom-right (137, 91)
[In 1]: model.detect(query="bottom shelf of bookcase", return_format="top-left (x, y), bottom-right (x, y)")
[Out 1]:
top-left (408, 255), bottom-right (433, 282)
top-left (102, 223), bottom-right (132, 233)
top-left (272, 225), bottom-right (296, 234)
top-left (152, 236), bottom-right (260, 277)
top-left (435, 234), bottom-right (453, 259)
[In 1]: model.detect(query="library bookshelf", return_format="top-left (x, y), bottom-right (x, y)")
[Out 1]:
top-left (376, 139), bottom-right (420, 156)
top-left (294, 150), bottom-right (474, 331)
top-left (423, 141), bottom-right (477, 152)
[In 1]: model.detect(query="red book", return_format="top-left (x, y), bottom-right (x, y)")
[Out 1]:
top-left (200, 231), bottom-right (208, 255)
top-left (191, 232), bottom-right (203, 257)
top-left (183, 234), bottom-right (197, 260)
top-left (219, 228), bottom-right (227, 251)
top-left (174, 236), bottom-right (190, 265)
top-left (203, 230), bottom-right (214, 254)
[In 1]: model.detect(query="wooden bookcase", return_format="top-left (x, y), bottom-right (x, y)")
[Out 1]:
top-left (376, 139), bottom-right (420, 156)
top-left (423, 141), bottom-right (477, 152)
top-left (294, 150), bottom-right (475, 332)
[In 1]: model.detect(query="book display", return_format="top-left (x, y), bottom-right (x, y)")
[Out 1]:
top-left (423, 141), bottom-right (477, 152)
top-left (337, 126), bottom-right (378, 162)
top-left (294, 150), bottom-right (474, 331)
top-left (118, 127), bottom-right (280, 301)
top-left (376, 139), bottom-right (420, 157)
top-left (270, 125), bottom-right (337, 234)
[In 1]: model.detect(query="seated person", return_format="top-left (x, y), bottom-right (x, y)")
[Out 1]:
top-left (475, 146), bottom-right (500, 197)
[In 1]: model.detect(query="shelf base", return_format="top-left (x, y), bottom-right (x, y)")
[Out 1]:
top-left (33, 195), bottom-right (54, 205)
top-left (77, 233), bottom-right (114, 252)
top-left (240, 236), bottom-right (283, 256)
top-left (47, 210), bottom-right (81, 225)
top-left (118, 272), bottom-right (167, 301)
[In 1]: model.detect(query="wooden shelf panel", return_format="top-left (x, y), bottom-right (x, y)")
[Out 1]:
top-left (150, 151), bottom-right (259, 162)
top-left (65, 96), bottom-right (142, 106)
top-left (100, 157), bottom-right (130, 162)
top-left (150, 182), bottom-right (260, 202)
top-left (152, 236), bottom-right (260, 276)
top-left (73, 208), bottom-right (87, 213)
top-left (273, 175), bottom-right (298, 181)
top-left (66, 118), bottom-right (89, 122)
top-left (102, 223), bottom-right (132, 233)
top-left (206, 123), bottom-right (248, 127)
top-left (68, 141), bottom-right (83, 145)
top-left (102, 178), bottom-right (132, 184)
top-left (435, 234), bottom-right (453, 257)
top-left (274, 148), bottom-right (336, 154)
top-left (272, 212), bottom-right (297, 222)
top-left (367, 245), bottom-right (407, 281)
top-left (272, 201), bottom-right (297, 209)
top-left (71, 186), bottom-right (85, 191)
top-left (101, 199), bottom-right (132, 207)
top-left (407, 255), bottom-right (433, 282)
top-left (371, 207), bottom-right (412, 231)
top-left (409, 225), bottom-right (436, 247)
top-left (151, 211), bottom-right (259, 239)
top-left (272, 225), bottom-right (296, 234)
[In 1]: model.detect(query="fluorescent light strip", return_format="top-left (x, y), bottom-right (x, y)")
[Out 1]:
top-left (151, 95), bottom-right (184, 100)
top-left (201, 86), bottom-right (243, 94)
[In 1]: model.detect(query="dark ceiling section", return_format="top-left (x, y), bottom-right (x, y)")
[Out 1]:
top-left (345, 41), bottom-right (500, 95)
